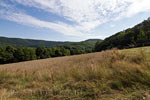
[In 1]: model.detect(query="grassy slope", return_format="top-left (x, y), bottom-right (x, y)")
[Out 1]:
top-left (0, 47), bottom-right (150, 100)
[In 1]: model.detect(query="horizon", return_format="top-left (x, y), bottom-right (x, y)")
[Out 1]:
top-left (0, 35), bottom-right (101, 42)
top-left (0, 0), bottom-right (150, 42)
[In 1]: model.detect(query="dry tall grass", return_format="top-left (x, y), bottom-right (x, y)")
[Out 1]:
top-left (0, 47), bottom-right (150, 100)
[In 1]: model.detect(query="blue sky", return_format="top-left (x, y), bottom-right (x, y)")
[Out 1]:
top-left (0, 0), bottom-right (150, 41)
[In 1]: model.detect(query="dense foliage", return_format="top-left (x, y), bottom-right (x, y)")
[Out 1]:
top-left (0, 38), bottom-right (100, 64)
top-left (0, 37), bottom-right (100, 64)
top-left (0, 42), bottom-right (99, 64)
top-left (57, 39), bottom-right (101, 55)
top-left (95, 18), bottom-right (150, 51)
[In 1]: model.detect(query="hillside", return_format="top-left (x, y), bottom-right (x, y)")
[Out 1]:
top-left (0, 36), bottom-right (100, 48)
top-left (58, 39), bottom-right (101, 49)
top-left (0, 47), bottom-right (150, 100)
top-left (0, 36), bottom-right (66, 47)
top-left (95, 17), bottom-right (150, 51)
top-left (57, 39), bottom-right (102, 54)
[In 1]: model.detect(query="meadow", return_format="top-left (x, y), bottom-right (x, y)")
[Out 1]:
top-left (0, 47), bottom-right (150, 100)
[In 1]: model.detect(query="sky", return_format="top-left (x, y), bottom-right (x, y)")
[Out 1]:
top-left (0, 0), bottom-right (150, 41)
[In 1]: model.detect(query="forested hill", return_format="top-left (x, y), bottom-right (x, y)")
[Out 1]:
top-left (57, 39), bottom-right (102, 54)
top-left (95, 17), bottom-right (150, 51)
top-left (0, 36), bottom-right (100, 48)
top-left (0, 37), bottom-right (66, 47)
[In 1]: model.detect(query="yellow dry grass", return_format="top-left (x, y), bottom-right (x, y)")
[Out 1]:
top-left (0, 47), bottom-right (150, 100)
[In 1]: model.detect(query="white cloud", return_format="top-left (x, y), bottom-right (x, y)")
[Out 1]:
top-left (110, 24), bottom-right (116, 28)
top-left (0, 9), bottom-right (86, 37)
top-left (115, 0), bottom-right (150, 20)
top-left (1, 0), bottom-right (150, 39)
top-left (12, 0), bottom-right (150, 27)
top-left (126, 0), bottom-right (150, 16)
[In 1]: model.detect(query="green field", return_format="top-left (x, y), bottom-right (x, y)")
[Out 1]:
top-left (122, 46), bottom-right (150, 55)
top-left (0, 47), bottom-right (150, 100)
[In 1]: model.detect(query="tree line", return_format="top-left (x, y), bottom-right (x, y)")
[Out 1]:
top-left (0, 45), bottom-right (93, 64)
